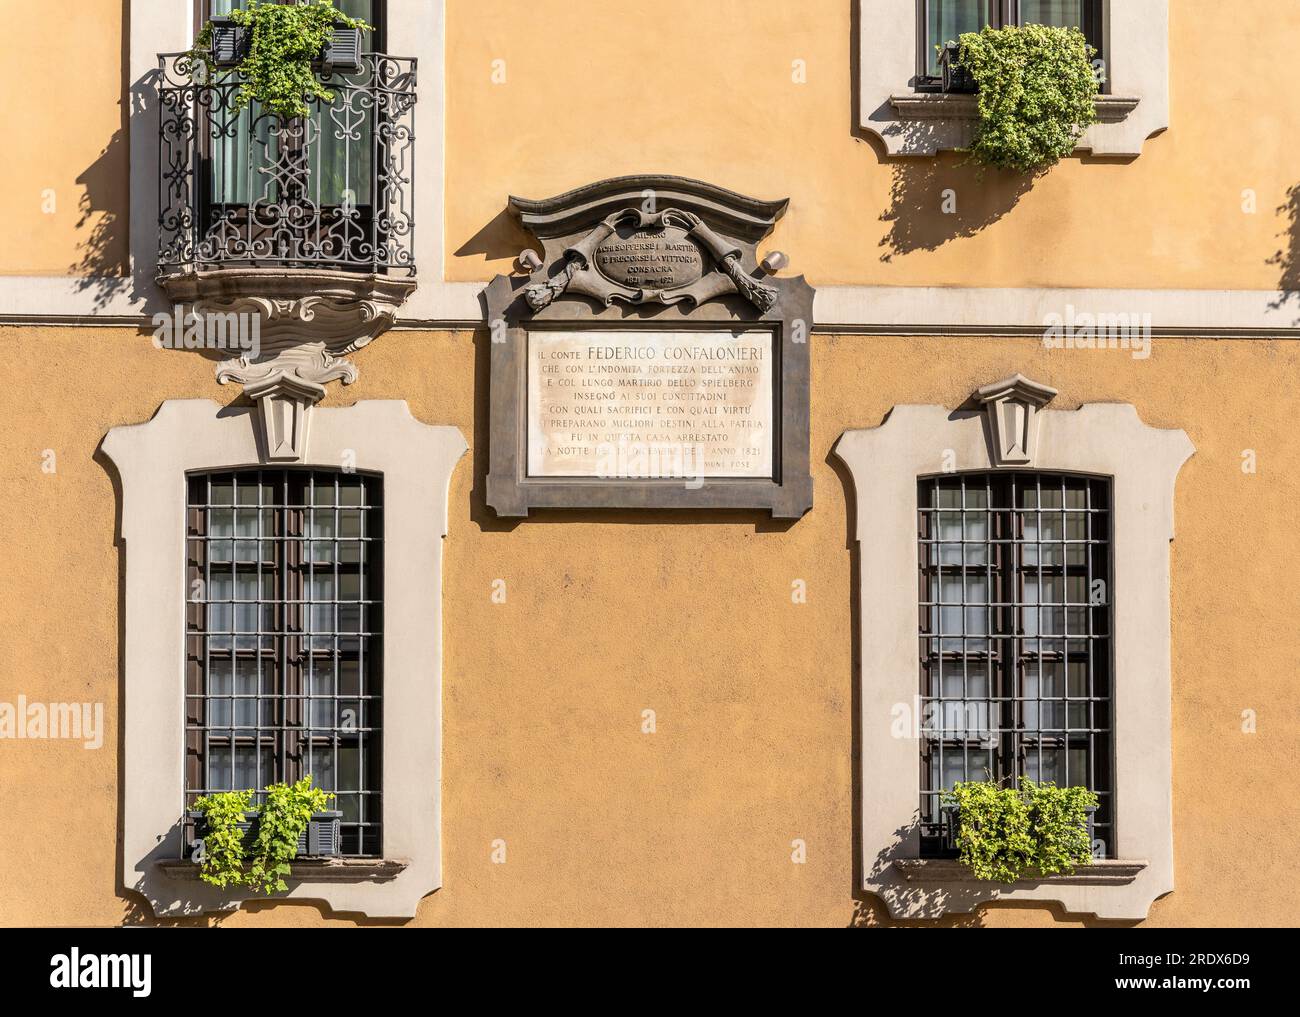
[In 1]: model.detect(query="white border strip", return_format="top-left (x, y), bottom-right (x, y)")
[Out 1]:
top-left (814, 286), bottom-right (1300, 333)
top-left (8, 283), bottom-right (1296, 335)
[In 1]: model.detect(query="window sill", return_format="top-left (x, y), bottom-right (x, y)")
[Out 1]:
top-left (888, 92), bottom-right (1140, 124)
top-left (157, 858), bottom-right (410, 883)
top-left (893, 858), bottom-right (1147, 886)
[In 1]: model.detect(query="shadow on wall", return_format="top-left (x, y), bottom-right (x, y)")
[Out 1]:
top-left (878, 156), bottom-right (1043, 261)
top-left (71, 129), bottom-right (131, 309)
top-left (69, 0), bottom-right (132, 310)
top-left (1269, 183), bottom-right (1300, 322)
top-left (454, 206), bottom-right (533, 266)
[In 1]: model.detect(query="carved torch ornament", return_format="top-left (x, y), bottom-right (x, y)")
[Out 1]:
top-left (524, 208), bottom-right (779, 314)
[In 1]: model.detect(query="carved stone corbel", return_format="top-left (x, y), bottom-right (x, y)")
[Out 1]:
top-left (974, 374), bottom-right (1059, 466)
top-left (158, 269), bottom-right (416, 462)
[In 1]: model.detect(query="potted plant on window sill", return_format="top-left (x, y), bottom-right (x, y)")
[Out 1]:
top-left (941, 778), bottom-right (1100, 884)
top-left (938, 43), bottom-right (976, 94)
top-left (188, 776), bottom-right (340, 894)
top-left (934, 24), bottom-right (1099, 172)
top-left (192, 0), bottom-right (373, 117)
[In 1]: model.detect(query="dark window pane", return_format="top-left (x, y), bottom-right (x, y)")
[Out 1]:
top-left (185, 468), bottom-right (383, 857)
top-left (918, 472), bottom-right (1112, 857)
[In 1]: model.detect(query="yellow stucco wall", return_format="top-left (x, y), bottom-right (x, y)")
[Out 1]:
top-left (445, 0), bottom-right (1300, 292)
top-left (5, 0), bottom-right (1297, 291)
top-left (0, 0), bottom-right (128, 277)
top-left (0, 326), bottom-right (1294, 927)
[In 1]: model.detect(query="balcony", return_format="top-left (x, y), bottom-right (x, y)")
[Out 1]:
top-left (156, 49), bottom-right (417, 303)
top-left (153, 48), bottom-right (420, 460)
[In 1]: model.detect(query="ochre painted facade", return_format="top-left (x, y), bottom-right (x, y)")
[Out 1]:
top-left (0, 0), bottom-right (128, 277)
top-left (0, 0), bottom-right (1297, 926)
top-left (0, 329), bottom-right (1295, 926)
top-left (444, 0), bottom-right (1299, 291)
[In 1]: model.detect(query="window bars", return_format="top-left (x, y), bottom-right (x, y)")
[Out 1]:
top-left (185, 470), bottom-right (384, 857)
top-left (917, 472), bottom-right (1113, 857)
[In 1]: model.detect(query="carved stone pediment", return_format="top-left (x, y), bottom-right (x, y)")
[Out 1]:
top-left (157, 268), bottom-right (416, 462)
top-left (509, 175), bottom-right (789, 314)
top-left (974, 374), bottom-right (1059, 467)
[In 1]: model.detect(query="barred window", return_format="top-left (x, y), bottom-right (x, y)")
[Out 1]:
top-left (917, 472), bottom-right (1112, 856)
top-left (185, 469), bottom-right (384, 857)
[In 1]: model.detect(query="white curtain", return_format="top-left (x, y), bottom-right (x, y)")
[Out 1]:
top-left (207, 0), bottom-right (376, 210)
top-left (925, 0), bottom-right (989, 76)
top-left (1019, 1), bottom-right (1085, 30)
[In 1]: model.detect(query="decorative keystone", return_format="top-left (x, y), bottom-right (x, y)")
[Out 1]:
top-left (973, 374), bottom-right (1059, 466)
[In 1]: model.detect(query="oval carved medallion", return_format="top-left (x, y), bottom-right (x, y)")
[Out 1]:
top-left (593, 225), bottom-right (706, 291)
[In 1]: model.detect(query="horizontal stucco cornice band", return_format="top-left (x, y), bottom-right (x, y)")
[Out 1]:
top-left (811, 286), bottom-right (1300, 334)
top-left (102, 399), bottom-right (466, 919)
top-left (6, 282), bottom-right (1299, 337)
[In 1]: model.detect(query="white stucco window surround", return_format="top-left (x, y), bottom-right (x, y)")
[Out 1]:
top-left (832, 378), bottom-right (1193, 921)
top-left (858, 0), bottom-right (1169, 157)
top-left (103, 400), bottom-right (466, 919)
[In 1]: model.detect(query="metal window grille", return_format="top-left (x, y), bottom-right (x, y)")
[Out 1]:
top-left (917, 472), bottom-right (1113, 857)
top-left (185, 469), bottom-right (384, 857)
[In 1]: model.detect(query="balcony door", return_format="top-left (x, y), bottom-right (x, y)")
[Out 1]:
top-left (199, 0), bottom-right (386, 269)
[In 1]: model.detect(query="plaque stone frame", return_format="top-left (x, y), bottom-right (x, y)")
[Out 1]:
top-left (485, 175), bottom-right (814, 519)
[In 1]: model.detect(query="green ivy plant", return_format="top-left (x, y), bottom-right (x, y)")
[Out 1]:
top-left (192, 776), bottom-right (333, 894)
top-left (947, 24), bottom-right (1099, 173)
top-left (191, 788), bottom-right (254, 890)
top-left (943, 779), bottom-right (1098, 883)
top-left (191, 0), bottom-right (372, 119)
top-left (246, 777), bottom-right (333, 894)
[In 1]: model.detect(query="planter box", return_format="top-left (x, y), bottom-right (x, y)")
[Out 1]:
top-left (939, 43), bottom-right (976, 94)
top-left (209, 17), bottom-right (249, 68)
top-left (319, 26), bottom-right (363, 73)
top-left (188, 809), bottom-right (343, 859)
top-left (942, 803), bottom-right (1098, 857)
top-left (205, 20), bottom-right (361, 74)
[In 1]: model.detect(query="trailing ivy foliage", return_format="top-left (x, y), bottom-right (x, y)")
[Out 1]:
top-left (192, 777), bottom-right (333, 894)
top-left (192, 0), bottom-right (372, 119)
top-left (247, 777), bottom-right (333, 894)
top-left (944, 779), bottom-right (1098, 883)
top-left (951, 24), bottom-right (1099, 173)
top-left (191, 788), bottom-right (254, 889)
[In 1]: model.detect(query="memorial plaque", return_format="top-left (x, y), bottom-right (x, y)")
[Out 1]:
top-left (526, 329), bottom-right (775, 479)
top-left (593, 226), bottom-right (705, 291)
top-left (485, 174), bottom-right (814, 518)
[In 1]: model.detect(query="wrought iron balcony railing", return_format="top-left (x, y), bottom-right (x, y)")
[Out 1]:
top-left (157, 51), bottom-right (416, 277)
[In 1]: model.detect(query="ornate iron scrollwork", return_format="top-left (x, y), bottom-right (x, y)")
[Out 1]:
top-left (156, 51), bottom-right (417, 276)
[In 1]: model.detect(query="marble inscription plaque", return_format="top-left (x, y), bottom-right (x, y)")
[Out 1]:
top-left (527, 330), bottom-right (774, 479)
